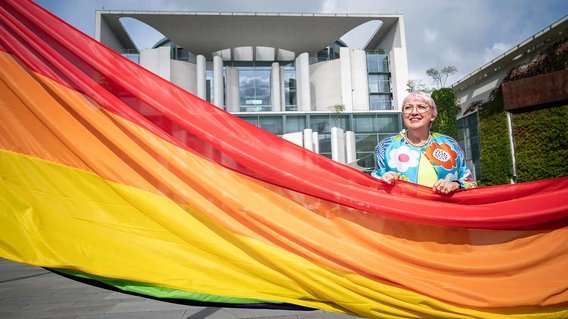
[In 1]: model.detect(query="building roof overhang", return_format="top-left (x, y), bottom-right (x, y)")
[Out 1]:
top-left (97, 11), bottom-right (401, 57)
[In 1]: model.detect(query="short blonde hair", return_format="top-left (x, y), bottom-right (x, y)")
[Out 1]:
top-left (402, 91), bottom-right (438, 118)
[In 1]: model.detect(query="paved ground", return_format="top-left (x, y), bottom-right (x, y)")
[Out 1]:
top-left (0, 259), bottom-right (361, 319)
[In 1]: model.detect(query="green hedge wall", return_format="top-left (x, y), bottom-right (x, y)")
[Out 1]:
top-left (476, 39), bottom-right (567, 185)
top-left (431, 88), bottom-right (458, 139)
top-left (478, 91), bottom-right (513, 186)
top-left (513, 105), bottom-right (568, 182)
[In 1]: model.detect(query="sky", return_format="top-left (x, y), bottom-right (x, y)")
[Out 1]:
top-left (35, 0), bottom-right (567, 88)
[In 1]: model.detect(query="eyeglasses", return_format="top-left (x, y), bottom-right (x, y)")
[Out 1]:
top-left (402, 104), bottom-right (430, 114)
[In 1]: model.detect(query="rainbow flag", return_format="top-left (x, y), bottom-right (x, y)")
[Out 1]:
top-left (1, 1), bottom-right (567, 318)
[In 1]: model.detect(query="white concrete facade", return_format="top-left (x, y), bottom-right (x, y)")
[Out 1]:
top-left (96, 11), bottom-right (409, 163)
top-left (271, 62), bottom-right (282, 112)
top-left (225, 67), bottom-right (240, 112)
top-left (170, 59), bottom-right (196, 94)
top-left (310, 59), bottom-right (342, 111)
top-left (295, 52), bottom-right (312, 112)
top-left (196, 55), bottom-right (206, 99)
top-left (139, 46), bottom-right (171, 80)
top-left (213, 56), bottom-right (224, 108)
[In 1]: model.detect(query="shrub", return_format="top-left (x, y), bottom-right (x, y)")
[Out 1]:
top-left (431, 88), bottom-right (458, 139)
top-left (477, 90), bottom-right (513, 185)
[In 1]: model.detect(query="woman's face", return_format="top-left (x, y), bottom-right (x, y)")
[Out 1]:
top-left (402, 98), bottom-right (435, 132)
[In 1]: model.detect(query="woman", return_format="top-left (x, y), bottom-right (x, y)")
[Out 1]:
top-left (372, 91), bottom-right (477, 194)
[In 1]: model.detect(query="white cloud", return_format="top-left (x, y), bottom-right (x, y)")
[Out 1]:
top-left (36, 0), bottom-right (568, 88)
top-left (483, 42), bottom-right (511, 63)
top-left (320, 0), bottom-right (339, 13)
top-left (423, 29), bottom-right (438, 44)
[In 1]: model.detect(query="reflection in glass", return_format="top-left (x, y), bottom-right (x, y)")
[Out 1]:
top-left (238, 66), bottom-right (271, 112)
top-left (353, 115), bottom-right (374, 133)
top-left (376, 115), bottom-right (398, 132)
top-left (310, 115), bottom-right (331, 134)
top-left (283, 65), bottom-right (297, 111)
top-left (368, 74), bottom-right (391, 93)
top-left (355, 134), bottom-right (378, 153)
top-left (259, 116), bottom-right (283, 135)
top-left (458, 113), bottom-right (481, 179)
top-left (369, 95), bottom-right (392, 110)
top-left (240, 115), bottom-right (259, 126)
top-left (367, 53), bottom-right (389, 73)
top-left (233, 112), bottom-right (402, 169)
top-left (318, 133), bottom-right (332, 157)
top-left (285, 116), bottom-right (306, 134)
top-left (205, 70), bottom-right (213, 103)
top-left (331, 115), bottom-right (350, 131)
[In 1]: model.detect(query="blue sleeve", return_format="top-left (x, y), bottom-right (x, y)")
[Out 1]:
top-left (371, 138), bottom-right (392, 179)
top-left (448, 137), bottom-right (478, 189)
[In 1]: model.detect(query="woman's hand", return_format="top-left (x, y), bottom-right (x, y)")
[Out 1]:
top-left (433, 180), bottom-right (460, 195)
top-left (381, 172), bottom-right (401, 185)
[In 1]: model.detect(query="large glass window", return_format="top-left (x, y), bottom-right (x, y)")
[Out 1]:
top-left (368, 74), bottom-right (391, 93)
top-left (259, 116), bottom-right (283, 135)
top-left (366, 53), bottom-right (389, 73)
top-left (239, 115), bottom-right (259, 126)
top-left (318, 134), bottom-right (332, 159)
top-left (205, 70), bottom-right (213, 103)
top-left (355, 134), bottom-right (379, 169)
top-left (376, 114), bottom-right (399, 132)
top-left (283, 65), bottom-right (297, 111)
top-left (285, 116), bottom-right (306, 134)
top-left (234, 112), bottom-right (402, 170)
top-left (457, 113), bottom-right (481, 180)
top-left (309, 115), bottom-right (331, 134)
top-left (238, 66), bottom-right (271, 112)
top-left (353, 115), bottom-right (374, 133)
top-left (353, 114), bottom-right (401, 133)
top-left (367, 52), bottom-right (392, 111)
top-left (369, 95), bottom-right (392, 110)
top-left (331, 115), bottom-right (350, 131)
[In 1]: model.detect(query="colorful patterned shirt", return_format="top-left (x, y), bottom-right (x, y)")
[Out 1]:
top-left (372, 131), bottom-right (477, 189)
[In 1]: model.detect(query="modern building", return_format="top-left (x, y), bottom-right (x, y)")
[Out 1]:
top-left (95, 11), bottom-right (409, 169)
top-left (452, 15), bottom-right (568, 181)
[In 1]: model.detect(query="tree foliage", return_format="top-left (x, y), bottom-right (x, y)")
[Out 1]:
top-left (406, 79), bottom-right (431, 93)
top-left (430, 88), bottom-right (458, 139)
top-left (426, 66), bottom-right (457, 88)
top-left (513, 105), bottom-right (568, 182)
top-left (477, 90), bottom-right (513, 186)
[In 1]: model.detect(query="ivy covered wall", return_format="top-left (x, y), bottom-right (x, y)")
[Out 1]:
top-left (477, 91), bottom-right (513, 185)
top-left (513, 105), bottom-right (568, 182)
top-left (476, 39), bottom-right (567, 185)
top-left (431, 88), bottom-right (458, 140)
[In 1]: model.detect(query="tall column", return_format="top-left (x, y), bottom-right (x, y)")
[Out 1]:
top-left (225, 67), bottom-right (240, 112)
top-left (331, 127), bottom-right (346, 163)
top-left (271, 62), bottom-right (281, 112)
top-left (196, 55), bottom-right (206, 100)
top-left (339, 47), bottom-right (353, 112)
top-left (312, 131), bottom-right (319, 154)
top-left (345, 131), bottom-right (357, 164)
top-left (279, 66), bottom-right (286, 110)
top-left (213, 55), bottom-right (224, 108)
top-left (295, 52), bottom-right (311, 111)
top-left (140, 47), bottom-right (171, 80)
top-left (351, 50), bottom-right (370, 111)
top-left (303, 128), bottom-right (313, 151)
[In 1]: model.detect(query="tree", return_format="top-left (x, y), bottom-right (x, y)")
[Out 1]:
top-left (331, 103), bottom-right (345, 127)
top-left (426, 66), bottom-right (457, 88)
top-left (406, 79), bottom-right (431, 93)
